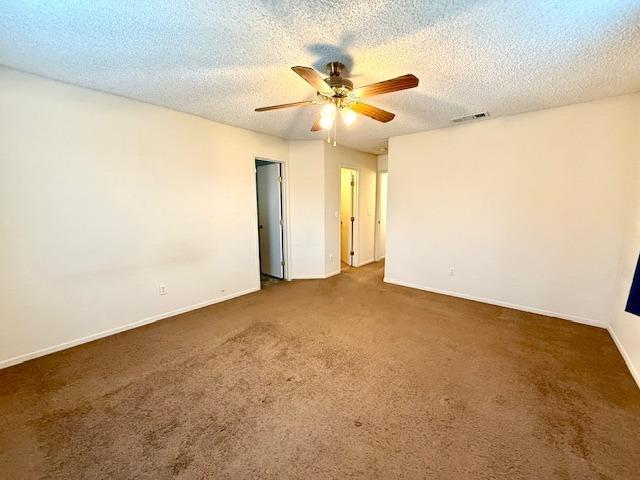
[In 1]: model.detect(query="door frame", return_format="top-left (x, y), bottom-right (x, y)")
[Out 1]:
top-left (254, 157), bottom-right (291, 282)
top-left (375, 170), bottom-right (388, 261)
top-left (339, 166), bottom-right (360, 268)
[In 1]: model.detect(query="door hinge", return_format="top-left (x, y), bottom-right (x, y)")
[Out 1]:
top-left (279, 219), bottom-right (283, 225)
top-left (278, 176), bottom-right (283, 183)
top-left (350, 216), bottom-right (355, 222)
top-left (350, 180), bottom-right (354, 186)
top-left (281, 260), bottom-right (285, 267)
top-left (350, 251), bottom-right (354, 256)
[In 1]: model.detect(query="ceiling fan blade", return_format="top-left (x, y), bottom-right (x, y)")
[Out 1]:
top-left (255, 100), bottom-right (314, 112)
top-left (310, 114), bottom-right (323, 131)
top-left (350, 102), bottom-right (395, 123)
top-left (352, 74), bottom-right (419, 98)
top-left (292, 66), bottom-right (335, 97)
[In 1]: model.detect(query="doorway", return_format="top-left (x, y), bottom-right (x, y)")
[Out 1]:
top-left (256, 160), bottom-right (285, 284)
top-left (340, 167), bottom-right (357, 267)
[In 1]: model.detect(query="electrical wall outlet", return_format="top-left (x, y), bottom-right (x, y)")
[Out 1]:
top-left (449, 267), bottom-right (455, 277)
top-left (330, 254), bottom-right (334, 263)
top-left (159, 284), bottom-right (167, 295)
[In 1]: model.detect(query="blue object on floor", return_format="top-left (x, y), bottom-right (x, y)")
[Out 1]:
top-left (626, 253), bottom-right (640, 316)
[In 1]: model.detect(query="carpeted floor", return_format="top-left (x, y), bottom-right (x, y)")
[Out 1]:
top-left (1, 261), bottom-right (639, 479)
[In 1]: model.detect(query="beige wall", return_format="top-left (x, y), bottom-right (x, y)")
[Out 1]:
top-left (0, 67), bottom-right (291, 367)
top-left (287, 140), bottom-right (327, 278)
top-left (377, 154), bottom-right (388, 172)
top-left (386, 94), bottom-right (640, 333)
top-left (323, 142), bottom-right (341, 275)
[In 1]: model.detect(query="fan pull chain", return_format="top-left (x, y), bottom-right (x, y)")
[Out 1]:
top-left (333, 115), bottom-right (337, 147)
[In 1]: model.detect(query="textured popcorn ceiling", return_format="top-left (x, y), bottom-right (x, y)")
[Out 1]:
top-left (2, 1), bottom-right (640, 153)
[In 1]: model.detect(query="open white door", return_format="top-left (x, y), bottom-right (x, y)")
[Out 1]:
top-left (256, 163), bottom-right (284, 278)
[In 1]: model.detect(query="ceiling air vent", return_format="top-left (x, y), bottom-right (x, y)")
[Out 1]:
top-left (451, 112), bottom-right (490, 124)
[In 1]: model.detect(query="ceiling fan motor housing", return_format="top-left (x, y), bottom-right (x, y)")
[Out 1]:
top-left (325, 62), bottom-right (353, 97)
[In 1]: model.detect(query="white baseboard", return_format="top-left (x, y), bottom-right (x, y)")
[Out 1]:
top-left (293, 269), bottom-right (341, 280)
top-left (383, 277), bottom-right (608, 329)
top-left (0, 286), bottom-right (260, 370)
top-left (607, 326), bottom-right (640, 389)
top-left (356, 258), bottom-right (375, 267)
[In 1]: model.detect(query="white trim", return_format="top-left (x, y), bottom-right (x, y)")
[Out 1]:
top-left (0, 286), bottom-right (260, 370)
top-left (383, 277), bottom-right (608, 329)
top-left (356, 258), bottom-right (375, 267)
top-left (608, 326), bottom-right (640, 389)
top-left (293, 269), bottom-right (341, 280)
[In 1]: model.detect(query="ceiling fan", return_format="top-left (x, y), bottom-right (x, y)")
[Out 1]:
top-left (255, 62), bottom-right (419, 144)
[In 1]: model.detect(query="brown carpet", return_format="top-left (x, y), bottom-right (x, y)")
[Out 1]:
top-left (1, 262), bottom-right (639, 479)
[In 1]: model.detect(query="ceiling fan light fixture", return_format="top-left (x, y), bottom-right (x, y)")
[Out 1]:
top-left (341, 107), bottom-right (357, 126)
top-left (319, 103), bottom-right (336, 129)
top-left (321, 103), bottom-right (336, 118)
top-left (319, 115), bottom-right (334, 130)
